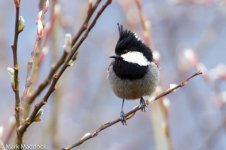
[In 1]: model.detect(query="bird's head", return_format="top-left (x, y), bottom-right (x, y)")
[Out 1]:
top-left (111, 24), bottom-right (153, 66)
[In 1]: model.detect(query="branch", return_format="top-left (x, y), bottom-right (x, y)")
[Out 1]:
top-left (17, 0), bottom-right (112, 142)
top-left (135, 0), bottom-right (152, 47)
top-left (26, 50), bottom-right (68, 106)
top-left (11, 0), bottom-right (22, 147)
top-left (62, 71), bottom-right (203, 150)
top-left (26, 0), bottom-right (103, 106)
top-left (11, 0), bottom-right (21, 127)
top-left (72, 0), bottom-right (101, 46)
top-left (22, 0), bottom-right (50, 118)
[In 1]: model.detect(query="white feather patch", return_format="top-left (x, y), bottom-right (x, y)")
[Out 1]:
top-left (121, 51), bottom-right (150, 66)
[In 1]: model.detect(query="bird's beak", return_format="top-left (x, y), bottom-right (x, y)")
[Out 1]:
top-left (109, 55), bottom-right (119, 59)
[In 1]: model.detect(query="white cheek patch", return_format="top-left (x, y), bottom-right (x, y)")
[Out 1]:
top-left (121, 51), bottom-right (150, 66)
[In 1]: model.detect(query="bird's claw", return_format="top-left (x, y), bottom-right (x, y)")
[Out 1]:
top-left (140, 97), bottom-right (146, 112)
top-left (120, 111), bottom-right (127, 125)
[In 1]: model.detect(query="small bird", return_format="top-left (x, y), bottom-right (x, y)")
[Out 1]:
top-left (108, 24), bottom-right (160, 125)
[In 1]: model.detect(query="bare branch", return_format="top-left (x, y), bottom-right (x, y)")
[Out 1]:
top-left (17, 0), bottom-right (112, 143)
top-left (11, 0), bottom-right (21, 127)
top-left (26, 0), bottom-right (103, 106)
top-left (22, 0), bottom-right (50, 118)
top-left (11, 0), bottom-right (22, 147)
top-left (62, 71), bottom-right (202, 150)
top-left (135, 0), bottom-right (152, 47)
top-left (72, 0), bottom-right (101, 46)
top-left (25, 51), bottom-right (68, 108)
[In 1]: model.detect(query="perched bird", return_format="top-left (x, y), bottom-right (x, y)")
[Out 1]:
top-left (108, 24), bottom-right (160, 125)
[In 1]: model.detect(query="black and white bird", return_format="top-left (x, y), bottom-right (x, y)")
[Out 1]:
top-left (108, 24), bottom-right (160, 125)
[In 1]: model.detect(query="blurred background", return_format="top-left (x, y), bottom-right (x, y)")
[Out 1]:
top-left (0, 0), bottom-right (226, 150)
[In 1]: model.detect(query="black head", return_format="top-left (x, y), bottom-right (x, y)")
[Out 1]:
top-left (115, 23), bottom-right (153, 62)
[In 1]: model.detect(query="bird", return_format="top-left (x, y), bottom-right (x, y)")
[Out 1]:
top-left (108, 23), bottom-right (160, 125)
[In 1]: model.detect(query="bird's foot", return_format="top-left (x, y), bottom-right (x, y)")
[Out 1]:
top-left (140, 97), bottom-right (146, 112)
top-left (120, 111), bottom-right (127, 125)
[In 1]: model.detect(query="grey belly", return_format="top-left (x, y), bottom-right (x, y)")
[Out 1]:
top-left (108, 63), bottom-right (159, 100)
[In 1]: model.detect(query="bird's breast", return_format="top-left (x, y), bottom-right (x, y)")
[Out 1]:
top-left (108, 62), bottom-right (159, 100)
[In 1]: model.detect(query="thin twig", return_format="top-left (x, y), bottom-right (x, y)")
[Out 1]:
top-left (28, 3), bottom-right (50, 97)
top-left (62, 71), bottom-right (202, 150)
top-left (26, 51), bottom-right (68, 106)
top-left (42, 0), bottom-right (58, 47)
top-left (22, 38), bottom-right (40, 118)
top-left (135, 0), bottom-right (153, 48)
top-left (26, 0), bottom-right (102, 106)
top-left (11, 0), bottom-right (22, 147)
top-left (17, 0), bottom-right (112, 143)
top-left (11, 0), bottom-right (21, 128)
top-left (22, 2), bottom-right (49, 118)
top-left (23, 1), bottom-right (61, 119)
top-left (72, 0), bottom-right (101, 46)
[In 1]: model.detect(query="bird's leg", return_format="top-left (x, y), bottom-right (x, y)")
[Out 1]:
top-left (140, 97), bottom-right (146, 112)
top-left (120, 98), bottom-right (127, 125)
